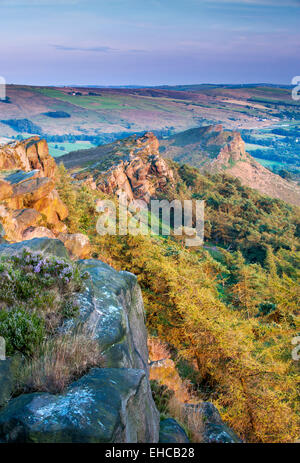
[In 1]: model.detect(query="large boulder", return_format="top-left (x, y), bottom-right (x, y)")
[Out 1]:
top-left (0, 368), bottom-right (158, 443)
top-left (0, 239), bottom-right (160, 443)
top-left (0, 361), bottom-right (14, 409)
top-left (0, 207), bottom-right (43, 242)
top-left (159, 418), bottom-right (190, 443)
top-left (76, 259), bottom-right (148, 371)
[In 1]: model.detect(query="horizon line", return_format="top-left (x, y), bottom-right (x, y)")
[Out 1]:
top-left (5, 82), bottom-right (294, 88)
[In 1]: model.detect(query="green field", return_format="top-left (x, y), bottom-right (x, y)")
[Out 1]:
top-left (48, 141), bottom-right (96, 158)
top-left (33, 87), bottom-right (178, 113)
top-left (253, 157), bottom-right (284, 169)
top-left (34, 88), bottom-right (127, 110)
top-left (245, 143), bottom-right (269, 151)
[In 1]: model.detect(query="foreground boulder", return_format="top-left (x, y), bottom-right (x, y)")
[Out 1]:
top-left (0, 368), bottom-right (158, 443)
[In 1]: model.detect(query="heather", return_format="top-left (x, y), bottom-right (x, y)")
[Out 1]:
top-left (0, 249), bottom-right (102, 393)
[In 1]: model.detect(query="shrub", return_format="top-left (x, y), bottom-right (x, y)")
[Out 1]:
top-left (0, 249), bottom-right (89, 350)
top-left (257, 302), bottom-right (277, 316)
top-left (150, 380), bottom-right (174, 417)
top-left (0, 308), bottom-right (45, 356)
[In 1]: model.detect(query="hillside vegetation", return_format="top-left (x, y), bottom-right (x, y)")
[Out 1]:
top-left (56, 162), bottom-right (300, 443)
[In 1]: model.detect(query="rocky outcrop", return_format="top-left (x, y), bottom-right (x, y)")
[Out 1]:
top-left (0, 137), bottom-right (56, 179)
top-left (0, 180), bottom-right (12, 201)
top-left (0, 137), bottom-right (74, 242)
top-left (160, 125), bottom-right (300, 207)
top-left (0, 238), bottom-right (159, 443)
top-left (63, 133), bottom-right (174, 203)
top-left (96, 138), bottom-right (174, 203)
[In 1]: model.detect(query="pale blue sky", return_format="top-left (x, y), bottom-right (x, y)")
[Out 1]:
top-left (0, 0), bottom-right (299, 85)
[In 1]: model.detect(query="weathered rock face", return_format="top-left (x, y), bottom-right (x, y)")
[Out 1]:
top-left (0, 360), bottom-right (16, 409)
top-left (76, 259), bottom-right (149, 371)
top-left (0, 138), bottom-right (70, 241)
top-left (68, 133), bottom-right (174, 203)
top-left (0, 238), bottom-right (159, 443)
top-left (0, 180), bottom-right (12, 201)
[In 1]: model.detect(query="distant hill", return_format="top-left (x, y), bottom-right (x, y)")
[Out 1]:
top-left (1, 83), bottom-right (297, 141)
top-left (160, 125), bottom-right (300, 206)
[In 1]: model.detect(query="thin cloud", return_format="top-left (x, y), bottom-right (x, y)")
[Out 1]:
top-left (51, 44), bottom-right (147, 54)
top-left (0, 0), bottom-right (81, 4)
top-left (52, 44), bottom-right (117, 53)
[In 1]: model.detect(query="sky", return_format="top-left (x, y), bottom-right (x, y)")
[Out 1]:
top-left (0, 0), bottom-right (299, 86)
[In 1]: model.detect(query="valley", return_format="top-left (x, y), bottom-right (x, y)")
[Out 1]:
top-left (1, 84), bottom-right (299, 182)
